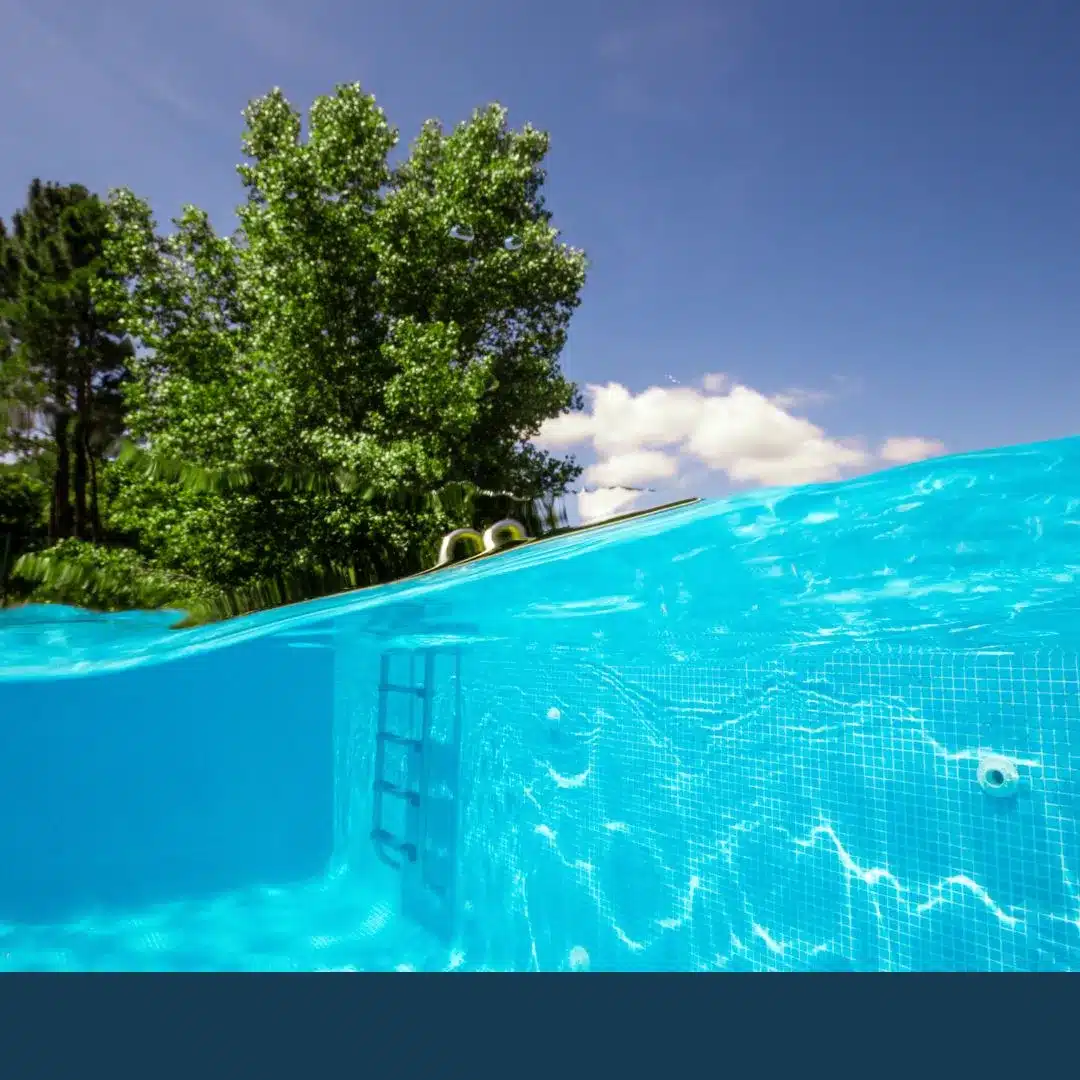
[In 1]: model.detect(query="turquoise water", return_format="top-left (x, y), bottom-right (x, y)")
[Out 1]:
top-left (1, 436), bottom-right (1079, 970)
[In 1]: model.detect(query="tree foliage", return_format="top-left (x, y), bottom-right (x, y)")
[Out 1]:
top-left (0, 467), bottom-right (48, 604)
top-left (11, 538), bottom-right (209, 613)
top-left (93, 85), bottom-right (585, 595)
top-left (5, 84), bottom-right (586, 617)
top-left (0, 181), bottom-right (133, 542)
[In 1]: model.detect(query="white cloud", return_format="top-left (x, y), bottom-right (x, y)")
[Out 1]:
top-left (541, 380), bottom-right (868, 484)
top-left (577, 487), bottom-right (644, 524)
top-left (878, 436), bottom-right (947, 464)
top-left (537, 408), bottom-right (597, 448)
top-left (542, 383), bottom-right (705, 457)
top-left (538, 378), bottom-right (945, 523)
top-left (769, 386), bottom-right (833, 410)
top-left (583, 449), bottom-right (679, 488)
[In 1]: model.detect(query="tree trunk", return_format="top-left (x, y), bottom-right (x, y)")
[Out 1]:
top-left (0, 531), bottom-right (10, 607)
top-left (73, 376), bottom-right (89, 540)
top-left (89, 451), bottom-right (101, 542)
top-left (52, 407), bottom-right (73, 541)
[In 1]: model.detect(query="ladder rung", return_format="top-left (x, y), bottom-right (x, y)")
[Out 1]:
top-left (376, 731), bottom-right (422, 750)
top-left (374, 780), bottom-right (420, 806)
top-left (371, 829), bottom-right (418, 862)
top-left (379, 683), bottom-right (425, 697)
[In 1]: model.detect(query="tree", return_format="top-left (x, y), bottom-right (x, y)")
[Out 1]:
top-left (97, 84), bottom-right (586, 592)
top-left (0, 467), bottom-right (48, 604)
top-left (0, 182), bottom-right (133, 542)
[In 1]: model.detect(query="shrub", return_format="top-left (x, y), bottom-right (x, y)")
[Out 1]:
top-left (10, 538), bottom-right (214, 614)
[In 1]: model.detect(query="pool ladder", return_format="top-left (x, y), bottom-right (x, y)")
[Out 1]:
top-left (371, 648), bottom-right (462, 942)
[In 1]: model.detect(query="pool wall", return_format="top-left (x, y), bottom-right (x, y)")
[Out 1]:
top-left (337, 641), bottom-right (1080, 971)
top-left (0, 635), bottom-right (336, 924)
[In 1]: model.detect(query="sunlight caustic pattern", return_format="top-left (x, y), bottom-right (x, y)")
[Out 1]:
top-left (329, 435), bottom-right (1080, 971)
top-left (2, 435), bottom-right (1079, 971)
top-left (407, 649), bottom-right (1077, 972)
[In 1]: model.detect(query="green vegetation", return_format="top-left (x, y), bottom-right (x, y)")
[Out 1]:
top-left (0, 85), bottom-right (586, 623)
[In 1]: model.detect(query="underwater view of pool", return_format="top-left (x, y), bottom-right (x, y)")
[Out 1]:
top-left (1, 435), bottom-right (1078, 971)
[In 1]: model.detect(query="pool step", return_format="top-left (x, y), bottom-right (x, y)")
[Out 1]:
top-left (374, 779), bottom-right (421, 806)
top-left (370, 828), bottom-right (417, 863)
top-left (370, 647), bottom-right (462, 944)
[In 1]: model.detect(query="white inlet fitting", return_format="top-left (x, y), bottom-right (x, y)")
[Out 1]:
top-left (977, 754), bottom-right (1020, 799)
top-left (437, 527), bottom-right (484, 566)
top-left (482, 518), bottom-right (528, 552)
top-left (568, 946), bottom-right (591, 972)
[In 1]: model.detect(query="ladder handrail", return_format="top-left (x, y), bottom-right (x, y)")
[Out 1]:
top-left (370, 646), bottom-right (463, 941)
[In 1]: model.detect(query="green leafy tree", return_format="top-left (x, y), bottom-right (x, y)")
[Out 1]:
top-left (0, 467), bottom-right (48, 604)
top-left (97, 84), bottom-right (585, 594)
top-left (0, 181), bottom-right (133, 542)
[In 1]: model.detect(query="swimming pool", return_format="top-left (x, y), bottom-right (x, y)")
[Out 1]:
top-left (1, 436), bottom-right (1078, 971)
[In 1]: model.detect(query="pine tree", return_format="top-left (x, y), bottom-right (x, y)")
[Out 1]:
top-left (0, 180), bottom-right (133, 541)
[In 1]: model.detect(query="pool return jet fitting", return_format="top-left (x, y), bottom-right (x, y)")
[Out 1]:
top-left (436, 518), bottom-right (529, 567)
top-left (976, 753), bottom-right (1020, 799)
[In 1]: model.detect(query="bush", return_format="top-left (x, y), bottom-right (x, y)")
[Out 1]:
top-left (0, 470), bottom-right (49, 604)
top-left (10, 538), bottom-right (215, 614)
top-left (0, 469), bottom-right (48, 544)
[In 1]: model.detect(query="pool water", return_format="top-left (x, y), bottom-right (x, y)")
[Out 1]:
top-left (0, 872), bottom-right (464, 973)
top-left (2, 436), bottom-right (1079, 971)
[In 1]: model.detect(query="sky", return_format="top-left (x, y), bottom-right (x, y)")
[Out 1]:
top-left (3, 0), bottom-right (1078, 522)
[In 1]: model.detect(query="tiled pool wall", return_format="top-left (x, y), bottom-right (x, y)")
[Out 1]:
top-left (336, 641), bottom-right (1080, 971)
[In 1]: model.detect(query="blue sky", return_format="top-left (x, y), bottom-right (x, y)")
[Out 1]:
top-left (3, 0), bottom-right (1078, 520)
